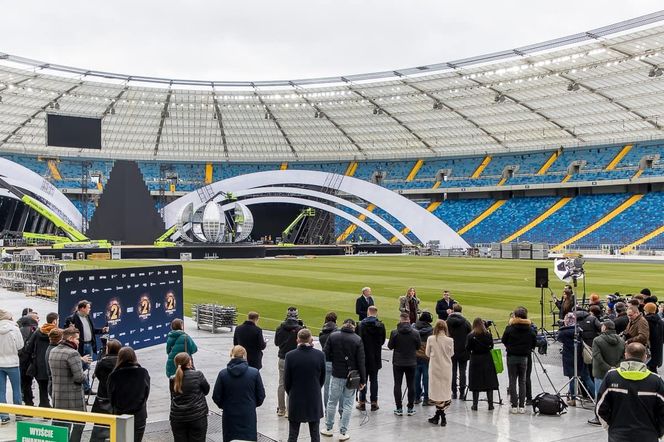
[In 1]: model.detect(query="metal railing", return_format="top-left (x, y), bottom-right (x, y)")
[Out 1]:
top-left (0, 404), bottom-right (134, 442)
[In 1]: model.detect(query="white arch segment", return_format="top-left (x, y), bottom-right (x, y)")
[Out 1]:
top-left (0, 157), bottom-right (82, 230)
top-left (165, 170), bottom-right (468, 248)
top-left (220, 186), bottom-right (412, 245)
top-left (218, 197), bottom-right (389, 243)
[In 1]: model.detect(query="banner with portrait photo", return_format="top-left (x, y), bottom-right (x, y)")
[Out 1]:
top-left (58, 265), bottom-right (184, 351)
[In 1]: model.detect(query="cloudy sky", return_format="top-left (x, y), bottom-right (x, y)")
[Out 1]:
top-left (1, 1), bottom-right (662, 81)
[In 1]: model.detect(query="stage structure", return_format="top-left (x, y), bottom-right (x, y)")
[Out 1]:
top-left (163, 170), bottom-right (469, 248)
top-left (175, 198), bottom-right (254, 244)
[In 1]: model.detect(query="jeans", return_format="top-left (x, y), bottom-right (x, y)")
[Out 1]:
top-left (323, 361), bottom-right (333, 408)
top-left (170, 416), bottom-right (208, 442)
top-left (507, 356), bottom-right (528, 408)
top-left (451, 356), bottom-right (468, 396)
top-left (278, 358), bottom-right (286, 412)
top-left (288, 420), bottom-right (320, 442)
top-left (392, 365), bottom-right (416, 409)
top-left (594, 377), bottom-right (604, 401)
top-left (0, 366), bottom-right (21, 419)
top-left (359, 370), bottom-right (378, 403)
top-left (414, 359), bottom-right (429, 401)
top-left (325, 376), bottom-right (355, 435)
top-left (82, 342), bottom-right (93, 392)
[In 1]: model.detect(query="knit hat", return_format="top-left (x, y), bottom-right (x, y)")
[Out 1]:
top-left (0, 309), bottom-right (11, 321)
top-left (286, 306), bottom-right (299, 319)
top-left (644, 302), bottom-right (657, 314)
top-left (564, 312), bottom-right (576, 327)
top-left (641, 288), bottom-right (652, 297)
top-left (602, 319), bottom-right (615, 330)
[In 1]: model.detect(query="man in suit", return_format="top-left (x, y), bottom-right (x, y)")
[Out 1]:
top-left (64, 300), bottom-right (108, 395)
top-left (355, 287), bottom-right (375, 321)
top-left (435, 290), bottom-right (456, 321)
top-left (48, 327), bottom-right (88, 442)
top-left (285, 329), bottom-right (326, 442)
top-left (234, 311), bottom-right (267, 370)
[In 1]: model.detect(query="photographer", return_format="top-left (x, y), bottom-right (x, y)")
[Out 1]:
top-left (558, 313), bottom-right (595, 405)
top-left (613, 302), bottom-right (629, 335)
top-left (624, 305), bottom-right (649, 346)
top-left (554, 286), bottom-right (575, 320)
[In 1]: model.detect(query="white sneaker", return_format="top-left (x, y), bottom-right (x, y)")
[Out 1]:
top-left (339, 433), bottom-right (350, 441)
top-left (510, 407), bottom-right (518, 414)
top-left (320, 428), bottom-right (333, 437)
top-left (518, 407), bottom-right (526, 414)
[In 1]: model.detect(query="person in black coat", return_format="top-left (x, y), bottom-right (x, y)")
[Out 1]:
top-left (355, 287), bottom-right (375, 321)
top-left (413, 311), bottom-right (433, 405)
top-left (466, 318), bottom-right (498, 411)
top-left (89, 339), bottom-right (120, 442)
top-left (557, 313), bottom-right (595, 404)
top-left (319, 312), bottom-right (338, 408)
top-left (644, 303), bottom-right (664, 372)
top-left (435, 290), bottom-right (456, 320)
top-left (107, 347), bottom-right (151, 442)
top-left (274, 307), bottom-right (303, 416)
top-left (446, 305), bottom-right (471, 399)
top-left (17, 309), bottom-right (38, 406)
top-left (388, 312), bottom-right (421, 414)
top-left (357, 306), bottom-right (386, 411)
top-left (233, 312), bottom-right (267, 370)
top-left (501, 307), bottom-right (537, 411)
top-left (212, 345), bottom-right (266, 442)
top-left (284, 329), bottom-right (326, 442)
top-left (23, 312), bottom-right (58, 407)
top-left (169, 352), bottom-right (210, 442)
top-left (613, 302), bottom-right (629, 335)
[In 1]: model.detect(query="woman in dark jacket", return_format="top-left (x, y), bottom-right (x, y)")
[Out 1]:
top-left (466, 318), bottom-right (498, 411)
top-left (23, 319), bottom-right (57, 407)
top-left (557, 313), bottom-right (594, 405)
top-left (170, 352), bottom-right (210, 442)
top-left (212, 345), bottom-right (265, 442)
top-left (413, 312), bottom-right (433, 405)
top-left (108, 347), bottom-right (151, 442)
top-left (89, 339), bottom-right (121, 442)
top-left (644, 303), bottom-right (663, 372)
top-left (166, 318), bottom-right (198, 377)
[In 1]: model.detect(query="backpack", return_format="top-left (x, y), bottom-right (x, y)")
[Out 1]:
top-left (532, 392), bottom-right (567, 415)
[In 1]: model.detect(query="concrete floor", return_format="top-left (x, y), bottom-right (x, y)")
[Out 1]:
top-left (0, 288), bottom-right (607, 441)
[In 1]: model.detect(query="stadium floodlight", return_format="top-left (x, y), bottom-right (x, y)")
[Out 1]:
top-left (54, 102), bottom-right (60, 110)
top-left (110, 107), bottom-right (116, 115)
top-left (649, 67), bottom-right (663, 77)
top-left (0, 96), bottom-right (2, 103)
top-left (566, 82), bottom-right (580, 91)
top-left (432, 101), bottom-right (443, 110)
top-left (494, 94), bottom-right (505, 103)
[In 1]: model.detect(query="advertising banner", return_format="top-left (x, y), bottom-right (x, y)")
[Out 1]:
top-left (58, 265), bottom-right (183, 352)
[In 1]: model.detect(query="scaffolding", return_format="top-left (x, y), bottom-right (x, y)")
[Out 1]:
top-left (0, 253), bottom-right (63, 299)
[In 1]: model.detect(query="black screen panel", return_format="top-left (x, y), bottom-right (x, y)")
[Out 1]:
top-left (47, 114), bottom-right (102, 149)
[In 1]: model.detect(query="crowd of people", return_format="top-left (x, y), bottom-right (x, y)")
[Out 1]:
top-left (0, 286), bottom-right (663, 442)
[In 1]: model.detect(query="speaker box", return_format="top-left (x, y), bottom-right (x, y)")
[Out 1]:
top-left (535, 267), bottom-right (549, 288)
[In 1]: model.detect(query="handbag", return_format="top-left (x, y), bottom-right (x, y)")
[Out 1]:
top-left (581, 342), bottom-right (593, 365)
top-left (532, 392), bottom-right (567, 415)
top-left (346, 369), bottom-right (361, 390)
top-left (490, 348), bottom-right (504, 374)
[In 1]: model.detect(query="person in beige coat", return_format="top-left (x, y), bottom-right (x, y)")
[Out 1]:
top-left (425, 320), bottom-right (454, 427)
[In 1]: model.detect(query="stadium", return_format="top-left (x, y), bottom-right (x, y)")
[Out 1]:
top-left (0, 5), bottom-right (664, 442)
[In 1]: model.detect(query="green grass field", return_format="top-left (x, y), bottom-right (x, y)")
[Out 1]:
top-left (64, 256), bottom-right (664, 334)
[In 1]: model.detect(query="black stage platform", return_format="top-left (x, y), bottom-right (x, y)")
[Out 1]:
top-left (34, 243), bottom-right (402, 260)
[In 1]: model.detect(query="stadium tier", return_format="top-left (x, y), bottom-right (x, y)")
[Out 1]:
top-left (4, 138), bottom-right (662, 250)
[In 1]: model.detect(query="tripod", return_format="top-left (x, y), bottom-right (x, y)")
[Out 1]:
top-left (556, 275), bottom-right (595, 409)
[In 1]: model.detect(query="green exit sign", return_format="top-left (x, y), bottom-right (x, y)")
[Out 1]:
top-left (16, 421), bottom-right (69, 442)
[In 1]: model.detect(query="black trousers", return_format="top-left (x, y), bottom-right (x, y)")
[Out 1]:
top-left (288, 419), bottom-right (319, 442)
top-left (21, 373), bottom-right (34, 405)
top-left (451, 356), bottom-right (468, 395)
top-left (393, 365), bottom-right (416, 409)
top-left (507, 356), bottom-right (528, 408)
top-left (358, 370), bottom-right (379, 403)
top-left (170, 416), bottom-right (208, 442)
top-left (526, 353), bottom-right (533, 401)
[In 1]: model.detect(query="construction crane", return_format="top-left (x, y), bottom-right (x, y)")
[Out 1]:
top-left (280, 208), bottom-right (315, 245)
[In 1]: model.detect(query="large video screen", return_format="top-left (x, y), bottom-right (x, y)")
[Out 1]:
top-left (47, 114), bottom-right (102, 149)
top-left (58, 265), bottom-right (184, 352)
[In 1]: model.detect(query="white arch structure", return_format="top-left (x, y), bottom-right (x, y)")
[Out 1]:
top-left (0, 157), bottom-right (82, 230)
top-left (165, 170), bottom-right (469, 247)
top-left (221, 186), bottom-right (411, 244)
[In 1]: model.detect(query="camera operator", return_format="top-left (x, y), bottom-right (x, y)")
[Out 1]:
top-left (553, 286), bottom-right (575, 320)
top-left (558, 313), bottom-right (595, 405)
top-left (624, 305), bottom-right (649, 346)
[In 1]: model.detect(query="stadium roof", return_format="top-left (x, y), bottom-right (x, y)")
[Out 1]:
top-left (1, 11), bottom-right (664, 162)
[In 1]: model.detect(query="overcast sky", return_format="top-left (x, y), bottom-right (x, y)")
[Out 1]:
top-left (1, 1), bottom-right (662, 81)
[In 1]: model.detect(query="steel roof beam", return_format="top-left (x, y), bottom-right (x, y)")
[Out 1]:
top-left (211, 86), bottom-right (229, 159)
top-left (289, 81), bottom-right (366, 158)
top-left (101, 86), bottom-right (128, 118)
top-left (341, 77), bottom-right (436, 154)
top-left (252, 83), bottom-right (298, 159)
top-left (153, 85), bottom-right (172, 156)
